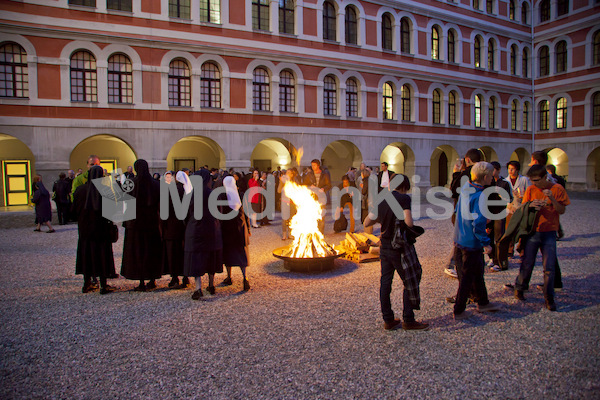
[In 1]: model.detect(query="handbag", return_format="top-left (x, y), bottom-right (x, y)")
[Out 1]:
top-left (391, 220), bottom-right (408, 250)
top-left (334, 214), bottom-right (348, 233)
top-left (109, 223), bottom-right (119, 243)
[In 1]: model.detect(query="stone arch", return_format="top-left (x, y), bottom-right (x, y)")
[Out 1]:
top-left (250, 138), bottom-right (298, 172)
top-left (430, 145), bottom-right (459, 187)
top-left (509, 147), bottom-right (531, 170)
top-left (479, 146), bottom-right (499, 162)
top-left (544, 147), bottom-right (569, 180)
top-left (380, 142), bottom-right (416, 177)
top-left (586, 147), bottom-right (600, 190)
top-left (0, 133), bottom-right (36, 206)
top-left (167, 136), bottom-right (226, 172)
top-left (321, 140), bottom-right (363, 184)
top-left (70, 134), bottom-right (137, 174)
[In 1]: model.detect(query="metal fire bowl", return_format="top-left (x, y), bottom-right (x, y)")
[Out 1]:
top-left (272, 246), bottom-right (345, 273)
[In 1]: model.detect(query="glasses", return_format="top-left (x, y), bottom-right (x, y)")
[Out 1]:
top-left (530, 178), bottom-right (542, 182)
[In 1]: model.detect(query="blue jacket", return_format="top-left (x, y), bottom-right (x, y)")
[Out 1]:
top-left (454, 181), bottom-right (491, 250)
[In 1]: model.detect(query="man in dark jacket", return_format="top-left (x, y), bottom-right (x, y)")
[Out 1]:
top-left (303, 159), bottom-right (332, 233)
top-left (53, 172), bottom-right (72, 225)
top-left (377, 162), bottom-right (395, 192)
top-left (487, 161), bottom-right (513, 271)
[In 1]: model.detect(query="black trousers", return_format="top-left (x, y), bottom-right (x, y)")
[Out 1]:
top-left (454, 246), bottom-right (490, 315)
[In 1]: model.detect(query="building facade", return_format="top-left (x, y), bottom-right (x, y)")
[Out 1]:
top-left (0, 0), bottom-right (599, 206)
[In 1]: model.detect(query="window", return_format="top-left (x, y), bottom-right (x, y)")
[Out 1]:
top-left (432, 89), bottom-right (441, 124)
top-left (0, 43), bottom-right (28, 98)
top-left (557, 0), bottom-right (568, 16)
top-left (523, 102), bottom-right (530, 131)
top-left (593, 92), bottom-right (600, 126)
top-left (448, 91), bottom-right (457, 125)
top-left (555, 41), bottom-right (567, 73)
top-left (511, 100), bottom-right (518, 130)
top-left (323, 2), bottom-right (336, 41)
top-left (401, 84), bottom-right (411, 121)
top-left (556, 97), bottom-right (567, 129)
top-left (448, 30), bottom-right (456, 63)
top-left (522, 48), bottom-right (529, 77)
top-left (107, 54), bottom-right (132, 104)
top-left (323, 75), bottom-right (337, 115)
top-left (400, 18), bottom-right (411, 54)
top-left (474, 36), bottom-right (482, 68)
top-left (539, 46), bottom-right (549, 76)
top-left (383, 82), bottom-right (393, 120)
top-left (200, 0), bottom-right (221, 23)
top-left (200, 62), bottom-right (221, 108)
top-left (168, 59), bottom-right (191, 107)
top-left (253, 68), bottom-right (270, 111)
top-left (473, 0), bottom-right (480, 10)
top-left (509, 0), bottom-right (515, 20)
top-left (540, 0), bottom-right (550, 22)
top-left (346, 78), bottom-right (358, 117)
top-left (539, 100), bottom-right (549, 131)
top-left (279, 70), bottom-right (295, 113)
top-left (488, 39), bottom-right (495, 70)
top-left (510, 45), bottom-right (517, 75)
top-left (70, 51), bottom-right (97, 102)
top-left (107, 0), bottom-right (132, 11)
top-left (279, 0), bottom-right (294, 34)
top-left (345, 6), bottom-right (357, 45)
top-left (432, 26), bottom-right (440, 60)
top-left (475, 94), bottom-right (482, 127)
top-left (169, 0), bottom-right (190, 18)
top-left (253, 0), bottom-right (270, 30)
top-left (382, 13), bottom-right (393, 51)
top-left (69, 0), bottom-right (95, 6)
top-left (594, 31), bottom-right (600, 65)
top-left (489, 97), bottom-right (496, 128)
top-left (521, 2), bottom-right (529, 25)
top-left (486, 0), bottom-right (494, 14)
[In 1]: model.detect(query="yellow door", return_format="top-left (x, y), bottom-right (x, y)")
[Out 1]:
top-left (1, 160), bottom-right (31, 206)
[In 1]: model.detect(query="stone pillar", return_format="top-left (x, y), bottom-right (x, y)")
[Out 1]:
top-left (566, 159), bottom-right (588, 191)
top-left (412, 161), bottom-right (431, 188)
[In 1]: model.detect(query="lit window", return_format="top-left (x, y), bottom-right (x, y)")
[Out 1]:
top-left (0, 43), bottom-right (28, 98)
top-left (511, 100), bottom-right (518, 130)
top-left (448, 30), bottom-right (455, 63)
top-left (510, 45), bottom-right (517, 75)
top-left (432, 89), bottom-right (441, 124)
top-left (556, 97), bottom-right (567, 129)
top-left (401, 84), bottom-right (411, 121)
top-left (383, 82), bottom-right (393, 120)
top-left (432, 26), bottom-right (440, 60)
top-left (70, 51), bottom-right (97, 102)
top-left (509, 0), bottom-right (515, 20)
top-left (169, 0), bottom-right (190, 18)
top-left (448, 91), bottom-right (457, 125)
top-left (539, 100), bottom-right (549, 131)
top-left (200, 0), bottom-right (221, 23)
top-left (474, 36), bottom-right (482, 68)
top-left (69, 0), bottom-right (95, 6)
top-left (475, 95), bottom-right (482, 127)
top-left (488, 39), bottom-right (495, 70)
top-left (489, 97), bottom-right (496, 128)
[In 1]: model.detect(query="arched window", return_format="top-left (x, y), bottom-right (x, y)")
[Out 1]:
top-left (539, 100), bottom-right (549, 131)
top-left (279, 0), bottom-right (294, 34)
top-left (71, 50), bottom-right (97, 102)
top-left (522, 48), bottom-right (529, 77)
top-left (346, 78), bottom-right (358, 117)
top-left (382, 13), bottom-right (393, 51)
top-left (107, 53), bottom-right (132, 104)
top-left (323, 75), bottom-right (337, 115)
top-left (523, 101), bottom-right (530, 131)
top-left (488, 39), bottom-right (495, 70)
top-left (594, 31), bottom-right (600, 65)
top-left (475, 94), bottom-right (483, 127)
top-left (401, 84), bottom-right (411, 121)
top-left (540, 0), bottom-right (550, 22)
top-left (511, 99), bottom-right (519, 130)
top-left (448, 30), bottom-right (456, 63)
top-left (253, 67), bottom-right (270, 111)
top-left (253, 0), bottom-right (269, 30)
top-left (169, 0), bottom-right (191, 18)
top-left (383, 82), bottom-right (394, 120)
top-left (279, 69), bottom-right (295, 113)
top-left (509, 0), bottom-right (515, 20)
top-left (200, 0), bottom-right (221, 23)
top-left (489, 97), bottom-right (496, 128)
top-left (510, 45), bottom-right (517, 75)
top-left (168, 59), bottom-right (191, 106)
top-left (486, 0), bottom-right (494, 14)
top-left (323, 1), bottom-right (336, 41)
top-left (400, 18), bottom-right (411, 54)
top-left (557, 0), bottom-right (569, 16)
top-left (345, 6), bottom-right (357, 45)
top-left (448, 91), bottom-right (458, 125)
top-left (201, 62), bottom-right (221, 108)
top-left (556, 97), bottom-right (567, 129)
top-left (0, 42), bottom-right (28, 98)
top-left (474, 36), bottom-right (482, 68)
top-left (432, 89), bottom-right (441, 124)
top-left (593, 92), bottom-right (600, 126)
top-left (521, 2), bottom-right (529, 25)
top-left (432, 26), bottom-right (440, 60)
top-left (556, 41), bottom-right (567, 73)
top-left (539, 46), bottom-right (549, 76)
top-left (473, 0), bottom-right (480, 10)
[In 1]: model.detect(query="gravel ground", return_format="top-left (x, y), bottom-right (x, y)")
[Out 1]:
top-left (1, 198), bottom-right (599, 399)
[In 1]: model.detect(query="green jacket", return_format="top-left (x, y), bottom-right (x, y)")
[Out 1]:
top-left (498, 202), bottom-right (538, 266)
top-left (70, 170), bottom-right (89, 201)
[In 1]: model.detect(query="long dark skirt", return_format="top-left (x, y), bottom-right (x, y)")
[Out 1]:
top-left (184, 250), bottom-right (223, 277)
top-left (223, 244), bottom-right (249, 268)
top-left (76, 238), bottom-right (116, 277)
top-left (121, 228), bottom-right (163, 280)
top-left (162, 239), bottom-right (184, 276)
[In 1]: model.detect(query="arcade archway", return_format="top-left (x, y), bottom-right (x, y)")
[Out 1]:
top-left (509, 147), bottom-right (531, 171)
top-left (250, 138), bottom-right (298, 172)
top-left (167, 136), bottom-right (225, 172)
top-left (586, 147), bottom-right (600, 190)
top-left (70, 134), bottom-right (137, 174)
top-left (479, 146), bottom-right (498, 162)
top-left (321, 140), bottom-right (363, 184)
top-left (0, 134), bottom-right (35, 206)
top-left (430, 145), bottom-right (459, 187)
top-left (545, 147), bottom-right (569, 180)
top-left (380, 142), bottom-right (416, 177)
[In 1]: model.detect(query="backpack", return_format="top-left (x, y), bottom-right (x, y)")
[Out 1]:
top-left (333, 214), bottom-right (348, 232)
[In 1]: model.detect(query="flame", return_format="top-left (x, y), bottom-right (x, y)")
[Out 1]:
top-left (283, 180), bottom-right (336, 258)
top-left (295, 146), bottom-right (304, 167)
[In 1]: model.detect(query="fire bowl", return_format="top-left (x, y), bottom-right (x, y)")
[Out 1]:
top-left (272, 246), bottom-right (345, 272)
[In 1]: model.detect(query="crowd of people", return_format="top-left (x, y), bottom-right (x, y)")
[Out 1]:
top-left (35, 149), bottom-right (570, 330)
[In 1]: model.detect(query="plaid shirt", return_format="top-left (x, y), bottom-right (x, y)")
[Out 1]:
top-left (398, 243), bottom-right (422, 309)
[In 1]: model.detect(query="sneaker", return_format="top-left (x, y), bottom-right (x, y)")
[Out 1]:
top-left (485, 259), bottom-right (495, 268)
top-left (383, 319), bottom-right (403, 330)
top-left (444, 267), bottom-right (458, 279)
top-left (514, 290), bottom-right (526, 301)
top-left (445, 296), bottom-right (456, 303)
top-left (191, 290), bottom-right (203, 300)
top-left (489, 265), bottom-right (502, 273)
top-left (402, 321), bottom-right (430, 331)
top-left (453, 310), bottom-right (472, 320)
top-left (477, 302), bottom-right (501, 312)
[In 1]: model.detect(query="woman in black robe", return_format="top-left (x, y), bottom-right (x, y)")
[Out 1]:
top-left (161, 171), bottom-right (188, 288)
top-left (72, 165), bottom-right (116, 294)
top-left (32, 175), bottom-right (55, 233)
top-left (184, 169), bottom-right (223, 300)
top-left (121, 159), bottom-right (163, 291)
top-left (220, 176), bottom-right (251, 291)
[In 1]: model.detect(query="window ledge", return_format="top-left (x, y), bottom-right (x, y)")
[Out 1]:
top-left (169, 105), bottom-right (193, 109)
top-left (253, 110), bottom-right (273, 115)
top-left (345, 43), bottom-right (361, 49)
top-left (279, 32), bottom-right (298, 38)
top-left (323, 39), bottom-right (340, 45)
top-left (107, 9), bottom-right (133, 16)
top-left (252, 29), bottom-right (272, 34)
top-left (0, 97), bottom-right (29, 105)
top-left (324, 114), bottom-right (341, 119)
top-left (108, 102), bottom-right (134, 108)
top-left (383, 119), bottom-right (398, 123)
top-left (346, 116), bottom-right (362, 121)
top-left (401, 119), bottom-right (415, 124)
top-left (68, 5), bottom-right (97, 11)
top-left (382, 48), bottom-right (396, 54)
top-left (279, 111), bottom-right (298, 116)
top-left (169, 17), bottom-right (193, 23)
top-left (201, 107), bottom-right (224, 112)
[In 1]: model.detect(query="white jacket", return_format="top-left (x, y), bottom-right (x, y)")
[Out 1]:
top-left (504, 175), bottom-right (529, 214)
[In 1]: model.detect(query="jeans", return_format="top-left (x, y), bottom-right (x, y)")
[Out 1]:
top-left (380, 247), bottom-right (415, 323)
top-left (515, 231), bottom-right (557, 301)
top-left (454, 246), bottom-right (490, 315)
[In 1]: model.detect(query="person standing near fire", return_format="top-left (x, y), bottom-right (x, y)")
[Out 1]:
top-left (303, 159), bottom-right (331, 233)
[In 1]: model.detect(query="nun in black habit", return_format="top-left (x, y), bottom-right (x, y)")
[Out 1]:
top-left (32, 175), bottom-right (55, 232)
top-left (121, 159), bottom-right (163, 291)
top-left (161, 171), bottom-right (188, 288)
top-left (184, 169), bottom-right (223, 300)
top-left (72, 165), bottom-right (116, 294)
